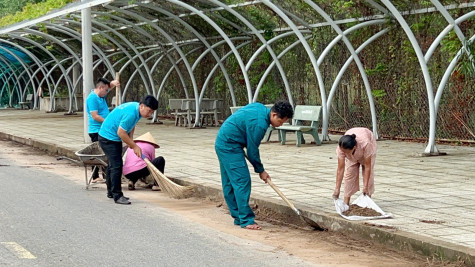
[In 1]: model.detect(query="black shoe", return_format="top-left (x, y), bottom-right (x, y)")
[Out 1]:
top-left (108, 194), bottom-right (129, 200)
top-left (115, 196), bottom-right (131, 205)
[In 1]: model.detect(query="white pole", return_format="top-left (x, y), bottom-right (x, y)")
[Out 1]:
top-left (81, 0), bottom-right (94, 143)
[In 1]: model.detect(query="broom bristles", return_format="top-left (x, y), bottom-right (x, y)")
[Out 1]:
top-left (144, 158), bottom-right (193, 199)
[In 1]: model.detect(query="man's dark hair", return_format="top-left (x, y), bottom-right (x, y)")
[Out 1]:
top-left (140, 95), bottom-right (159, 110)
top-left (271, 100), bottom-right (293, 119)
top-left (96, 77), bottom-right (111, 87)
top-left (339, 134), bottom-right (357, 149)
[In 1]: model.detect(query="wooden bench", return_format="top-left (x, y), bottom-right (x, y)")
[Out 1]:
top-left (19, 94), bottom-right (33, 109)
top-left (276, 105), bottom-right (322, 147)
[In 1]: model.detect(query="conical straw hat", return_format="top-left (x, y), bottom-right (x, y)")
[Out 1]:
top-left (134, 132), bottom-right (160, 148)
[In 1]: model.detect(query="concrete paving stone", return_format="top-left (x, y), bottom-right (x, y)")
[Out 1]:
top-left (274, 182), bottom-right (315, 189)
top-left (463, 241), bottom-right (475, 248)
top-left (382, 202), bottom-right (432, 212)
top-left (377, 184), bottom-right (416, 191)
top-left (375, 202), bottom-right (416, 212)
top-left (421, 227), bottom-right (474, 238)
top-left (445, 220), bottom-right (475, 228)
top-left (429, 180), bottom-right (471, 187)
top-left (305, 184), bottom-right (335, 191)
top-left (377, 184), bottom-right (413, 191)
top-left (405, 199), bottom-right (461, 209)
top-left (458, 226), bottom-right (475, 234)
top-left (282, 171), bottom-right (317, 177)
top-left (392, 168), bottom-right (438, 177)
top-left (428, 207), bottom-right (475, 218)
top-left (457, 194), bottom-right (475, 201)
top-left (287, 177), bottom-right (321, 183)
top-left (389, 209), bottom-right (425, 217)
top-left (443, 190), bottom-right (475, 197)
top-left (296, 189), bottom-right (332, 195)
top-left (381, 192), bottom-right (432, 201)
top-left (392, 190), bottom-right (448, 199)
top-left (285, 194), bottom-right (310, 200)
top-left (254, 188), bottom-right (275, 194)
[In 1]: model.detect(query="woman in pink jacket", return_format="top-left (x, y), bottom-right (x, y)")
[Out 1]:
top-left (332, 128), bottom-right (377, 205)
top-left (123, 132), bottom-right (165, 191)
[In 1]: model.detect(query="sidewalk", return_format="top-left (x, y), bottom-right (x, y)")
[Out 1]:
top-left (1, 109), bottom-right (474, 264)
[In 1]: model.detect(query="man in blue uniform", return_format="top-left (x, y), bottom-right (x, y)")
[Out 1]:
top-left (98, 95), bottom-right (158, 205)
top-left (215, 100), bottom-right (294, 230)
top-left (86, 77), bottom-right (119, 183)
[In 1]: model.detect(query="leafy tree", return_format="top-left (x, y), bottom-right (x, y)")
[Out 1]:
top-left (0, 0), bottom-right (43, 18)
top-left (0, 0), bottom-right (74, 27)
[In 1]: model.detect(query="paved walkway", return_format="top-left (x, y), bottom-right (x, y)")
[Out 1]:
top-left (1, 109), bottom-right (474, 263)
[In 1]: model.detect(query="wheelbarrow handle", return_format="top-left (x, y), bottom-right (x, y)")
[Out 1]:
top-left (57, 156), bottom-right (82, 166)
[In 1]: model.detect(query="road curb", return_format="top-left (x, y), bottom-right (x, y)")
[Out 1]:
top-left (1, 131), bottom-right (473, 266)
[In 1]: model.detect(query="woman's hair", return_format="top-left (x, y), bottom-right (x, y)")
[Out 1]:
top-left (339, 134), bottom-right (357, 149)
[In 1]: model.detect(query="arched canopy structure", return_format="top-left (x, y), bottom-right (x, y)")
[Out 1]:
top-left (0, 0), bottom-right (474, 154)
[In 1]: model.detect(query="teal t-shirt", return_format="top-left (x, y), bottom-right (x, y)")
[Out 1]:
top-left (86, 90), bottom-right (110, 133)
top-left (99, 102), bottom-right (141, 141)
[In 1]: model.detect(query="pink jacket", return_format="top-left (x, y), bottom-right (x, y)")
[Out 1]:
top-left (122, 141), bottom-right (156, 175)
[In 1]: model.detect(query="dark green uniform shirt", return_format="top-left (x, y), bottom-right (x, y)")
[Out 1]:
top-left (216, 103), bottom-right (270, 173)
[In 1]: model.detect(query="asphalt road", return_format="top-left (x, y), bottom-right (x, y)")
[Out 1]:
top-left (0, 154), bottom-right (310, 266)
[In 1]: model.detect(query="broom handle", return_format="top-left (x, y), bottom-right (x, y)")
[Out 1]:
top-left (267, 180), bottom-right (299, 213)
top-left (115, 72), bottom-right (120, 107)
top-left (244, 152), bottom-right (299, 214)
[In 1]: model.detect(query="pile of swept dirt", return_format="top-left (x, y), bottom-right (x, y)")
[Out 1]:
top-left (251, 204), bottom-right (311, 229)
top-left (342, 204), bottom-right (382, 217)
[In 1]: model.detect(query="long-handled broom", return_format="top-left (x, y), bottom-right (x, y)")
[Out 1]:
top-left (143, 157), bottom-right (194, 199)
top-left (243, 152), bottom-right (324, 230)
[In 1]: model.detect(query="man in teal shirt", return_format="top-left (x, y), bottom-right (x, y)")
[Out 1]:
top-left (99, 95), bottom-right (158, 205)
top-left (215, 100), bottom-right (293, 230)
top-left (86, 77), bottom-right (119, 182)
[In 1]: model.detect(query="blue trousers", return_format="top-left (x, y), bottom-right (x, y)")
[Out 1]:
top-left (215, 143), bottom-right (255, 228)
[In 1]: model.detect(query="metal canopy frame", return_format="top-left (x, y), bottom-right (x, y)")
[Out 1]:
top-left (0, 0), bottom-right (473, 154)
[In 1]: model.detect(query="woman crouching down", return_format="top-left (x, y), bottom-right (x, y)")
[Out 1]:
top-left (333, 127), bottom-right (377, 205)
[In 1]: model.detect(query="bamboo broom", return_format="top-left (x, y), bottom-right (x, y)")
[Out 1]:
top-left (143, 157), bottom-right (194, 199)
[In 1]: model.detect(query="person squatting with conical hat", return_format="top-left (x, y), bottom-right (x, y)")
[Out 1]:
top-left (123, 132), bottom-right (165, 191)
top-left (333, 127), bottom-right (377, 205)
top-left (215, 100), bottom-right (294, 230)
